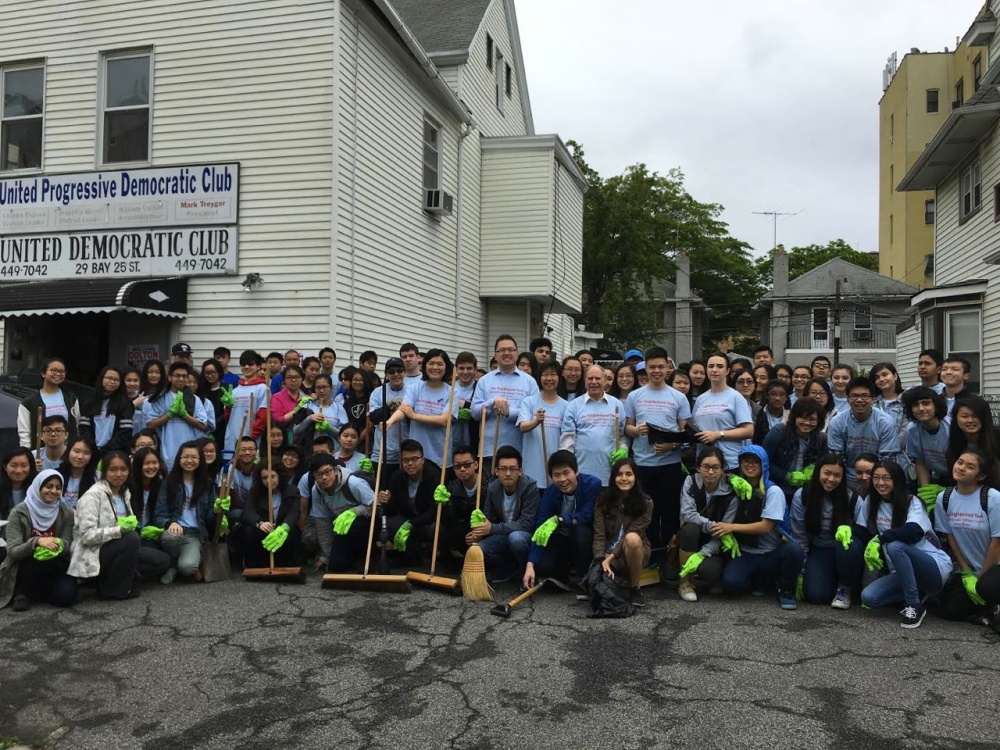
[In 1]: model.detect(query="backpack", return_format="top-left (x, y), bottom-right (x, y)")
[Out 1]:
top-left (584, 558), bottom-right (634, 619)
top-left (339, 468), bottom-right (377, 506)
top-left (941, 486), bottom-right (990, 515)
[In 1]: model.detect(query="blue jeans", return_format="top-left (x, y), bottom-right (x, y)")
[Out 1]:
top-left (478, 531), bottom-right (531, 579)
top-left (723, 541), bottom-right (804, 593)
top-left (803, 540), bottom-right (865, 604)
top-left (860, 541), bottom-right (946, 608)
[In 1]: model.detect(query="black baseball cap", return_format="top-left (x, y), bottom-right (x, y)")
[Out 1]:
top-left (172, 342), bottom-right (192, 355)
top-left (385, 357), bottom-right (404, 372)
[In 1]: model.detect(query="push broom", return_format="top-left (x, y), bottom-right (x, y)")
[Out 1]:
top-left (461, 410), bottom-right (492, 601)
top-left (405, 367), bottom-right (462, 594)
top-left (203, 405), bottom-right (251, 582)
top-left (323, 378), bottom-right (411, 593)
top-left (244, 389), bottom-right (305, 583)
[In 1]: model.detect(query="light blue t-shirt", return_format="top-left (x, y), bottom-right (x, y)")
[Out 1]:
top-left (302, 399), bottom-right (349, 452)
top-left (404, 381), bottom-right (459, 469)
top-left (93, 399), bottom-right (115, 448)
top-left (11, 489), bottom-right (25, 505)
top-left (855, 495), bottom-right (952, 579)
top-left (832, 395), bottom-right (849, 414)
top-left (517, 394), bottom-right (568, 487)
top-left (826, 408), bottom-right (900, 484)
top-left (112, 493), bottom-right (129, 517)
top-left (561, 393), bottom-right (625, 485)
top-left (369, 384), bottom-right (409, 464)
top-left (179, 482), bottom-right (198, 529)
top-left (624, 384), bottom-right (691, 467)
top-left (143, 391), bottom-right (209, 471)
top-left (790, 489), bottom-right (836, 551)
top-left (40, 390), bottom-right (68, 420)
top-left (502, 491), bottom-right (517, 522)
top-left (338, 452), bottom-right (364, 473)
top-left (934, 486), bottom-right (1000, 572)
top-left (41, 452), bottom-right (63, 471)
top-left (471, 369), bottom-right (539, 457)
top-left (692, 388), bottom-right (753, 469)
top-left (743, 485), bottom-right (787, 555)
top-left (63, 476), bottom-right (82, 510)
top-left (905, 418), bottom-right (951, 479)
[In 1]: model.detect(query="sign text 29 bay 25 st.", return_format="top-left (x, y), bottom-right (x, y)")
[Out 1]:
top-left (0, 227), bottom-right (238, 280)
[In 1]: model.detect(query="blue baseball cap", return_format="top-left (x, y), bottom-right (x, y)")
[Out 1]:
top-left (624, 349), bottom-right (643, 361)
top-left (634, 361), bottom-right (646, 372)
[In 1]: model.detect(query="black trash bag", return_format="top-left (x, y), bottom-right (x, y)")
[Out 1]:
top-left (584, 558), bottom-right (634, 619)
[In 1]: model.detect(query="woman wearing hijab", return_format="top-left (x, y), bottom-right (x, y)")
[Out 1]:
top-left (0, 470), bottom-right (77, 611)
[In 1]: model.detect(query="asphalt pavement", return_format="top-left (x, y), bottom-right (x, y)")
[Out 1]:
top-left (2, 570), bottom-right (999, 750)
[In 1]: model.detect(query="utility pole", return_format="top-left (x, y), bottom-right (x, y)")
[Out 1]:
top-left (753, 210), bottom-right (800, 250)
top-left (833, 279), bottom-right (842, 365)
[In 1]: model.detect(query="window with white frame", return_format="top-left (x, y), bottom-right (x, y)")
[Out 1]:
top-left (854, 303), bottom-right (872, 330)
top-left (812, 307), bottom-right (829, 347)
top-left (102, 52), bottom-right (151, 164)
top-left (1, 64), bottom-right (44, 171)
top-left (960, 159), bottom-right (981, 220)
top-left (422, 118), bottom-right (440, 191)
top-left (946, 308), bottom-right (981, 392)
top-left (495, 52), bottom-right (505, 112)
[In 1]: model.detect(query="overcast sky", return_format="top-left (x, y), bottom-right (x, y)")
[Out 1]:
top-left (517, 0), bottom-right (986, 258)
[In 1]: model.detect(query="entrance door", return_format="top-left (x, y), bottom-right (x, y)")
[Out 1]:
top-left (812, 308), bottom-right (830, 349)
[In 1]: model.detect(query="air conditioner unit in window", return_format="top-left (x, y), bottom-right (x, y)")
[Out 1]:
top-left (424, 189), bottom-right (453, 216)
top-left (854, 329), bottom-right (873, 341)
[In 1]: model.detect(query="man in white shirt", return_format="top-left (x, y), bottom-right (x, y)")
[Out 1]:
top-left (560, 365), bottom-right (625, 486)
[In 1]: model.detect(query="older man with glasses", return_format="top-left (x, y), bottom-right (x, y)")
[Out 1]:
top-left (826, 377), bottom-right (900, 490)
top-left (18, 358), bottom-right (81, 448)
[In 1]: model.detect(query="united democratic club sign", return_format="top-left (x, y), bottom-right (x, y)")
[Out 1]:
top-left (0, 163), bottom-right (239, 280)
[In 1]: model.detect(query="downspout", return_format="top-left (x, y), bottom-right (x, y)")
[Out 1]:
top-left (329, 0), bottom-right (343, 349)
top-left (455, 121), bottom-right (473, 319)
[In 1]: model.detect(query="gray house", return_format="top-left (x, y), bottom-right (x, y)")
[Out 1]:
top-left (651, 253), bottom-right (709, 363)
top-left (757, 254), bottom-right (918, 369)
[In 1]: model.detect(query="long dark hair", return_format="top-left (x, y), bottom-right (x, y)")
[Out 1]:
top-left (198, 359), bottom-right (225, 398)
top-left (867, 460), bottom-right (911, 530)
top-left (947, 397), bottom-right (1000, 471)
top-left (420, 349), bottom-right (453, 383)
top-left (196, 437), bottom-right (222, 484)
top-left (141, 359), bottom-right (168, 402)
top-left (784, 397), bottom-right (825, 439)
top-left (952, 447), bottom-right (998, 490)
top-left (559, 356), bottom-right (586, 399)
top-left (516, 351), bottom-right (539, 382)
top-left (165, 440), bottom-right (212, 505)
top-left (99, 451), bottom-right (131, 503)
top-left (870, 362), bottom-right (903, 396)
top-left (248, 461), bottom-right (289, 511)
top-left (128, 446), bottom-right (165, 519)
top-left (58, 436), bottom-right (99, 496)
top-left (84, 365), bottom-right (129, 417)
top-left (597, 457), bottom-right (648, 520)
top-left (1, 447), bottom-right (38, 518)
top-left (609, 363), bottom-right (638, 399)
top-left (802, 377), bottom-right (835, 416)
top-left (802, 454), bottom-right (850, 535)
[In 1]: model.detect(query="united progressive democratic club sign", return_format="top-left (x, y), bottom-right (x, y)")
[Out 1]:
top-left (0, 163), bottom-right (239, 280)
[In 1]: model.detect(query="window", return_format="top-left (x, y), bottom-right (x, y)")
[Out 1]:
top-left (486, 35), bottom-right (494, 71)
top-left (956, 78), bottom-right (965, 107)
top-left (101, 52), bottom-right (151, 164)
top-left (925, 199), bottom-right (935, 225)
top-left (923, 253), bottom-right (934, 279)
top-left (974, 56), bottom-right (982, 90)
top-left (812, 308), bottom-right (829, 348)
top-left (495, 52), bottom-right (505, 112)
top-left (889, 165), bottom-right (893, 194)
top-left (422, 118), bottom-right (440, 191)
top-left (927, 89), bottom-right (939, 113)
top-left (995, 184), bottom-right (1000, 221)
top-left (889, 213), bottom-right (893, 244)
top-left (1, 64), bottom-right (44, 171)
top-left (921, 311), bottom-right (936, 350)
top-left (505, 63), bottom-right (512, 97)
top-left (889, 113), bottom-right (894, 141)
top-left (960, 159), bottom-right (982, 220)
top-left (946, 309), bottom-right (981, 391)
top-left (854, 303), bottom-right (872, 330)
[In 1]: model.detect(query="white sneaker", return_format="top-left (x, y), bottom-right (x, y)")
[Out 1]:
top-left (678, 580), bottom-right (698, 602)
top-left (831, 586), bottom-right (851, 610)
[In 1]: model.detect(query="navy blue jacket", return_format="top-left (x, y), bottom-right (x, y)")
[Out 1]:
top-left (762, 423), bottom-right (827, 500)
top-left (527, 472), bottom-right (601, 564)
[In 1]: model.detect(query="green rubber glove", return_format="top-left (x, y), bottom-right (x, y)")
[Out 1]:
top-left (795, 573), bottom-right (805, 601)
top-left (801, 465), bottom-right (815, 482)
top-left (531, 515), bottom-right (560, 546)
top-left (262, 523), bottom-right (290, 552)
top-left (317, 420), bottom-right (331, 432)
top-left (220, 385), bottom-right (235, 408)
top-left (33, 539), bottom-right (64, 561)
top-left (167, 392), bottom-right (185, 418)
top-left (333, 509), bottom-right (358, 535)
top-left (609, 447), bottom-right (628, 464)
top-left (470, 509), bottom-right (486, 527)
top-left (117, 515), bottom-right (138, 533)
top-left (962, 570), bottom-right (986, 606)
top-left (458, 407), bottom-right (472, 421)
top-left (219, 515), bottom-right (229, 536)
top-left (864, 537), bottom-right (883, 571)
top-left (917, 484), bottom-right (945, 514)
top-left (358, 456), bottom-right (373, 473)
top-left (679, 552), bottom-right (705, 578)
top-left (214, 496), bottom-right (231, 513)
top-left (434, 484), bottom-right (451, 504)
top-left (730, 475), bottom-right (752, 501)
top-left (394, 521), bottom-right (412, 552)
top-left (140, 525), bottom-right (164, 541)
top-left (720, 533), bottom-right (741, 557)
top-left (787, 470), bottom-right (808, 487)
top-left (175, 399), bottom-right (189, 419)
top-left (681, 462), bottom-right (690, 476)
top-left (834, 525), bottom-right (853, 551)
top-left (295, 396), bottom-right (312, 411)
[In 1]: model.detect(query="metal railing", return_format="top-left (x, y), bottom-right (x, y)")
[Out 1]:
top-left (786, 328), bottom-right (897, 350)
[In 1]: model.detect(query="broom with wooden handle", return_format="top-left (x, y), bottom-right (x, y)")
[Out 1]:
top-left (461, 409), bottom-right (492, 600)
top-left (203, 404), bottom-right (251, 583)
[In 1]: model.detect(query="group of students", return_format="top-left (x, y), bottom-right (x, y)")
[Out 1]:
top-left (1, 338), bottom-right (998, 632)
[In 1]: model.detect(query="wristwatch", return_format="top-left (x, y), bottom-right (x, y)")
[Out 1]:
top-left (720, 430), bottom-right (726, 440)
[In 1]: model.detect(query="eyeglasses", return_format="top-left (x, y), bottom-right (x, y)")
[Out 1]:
top-left (41, 428), bottom-right (67, 435)
top-left (495, 466), bottom-right (520, 474)
top-left (46, 369), bottom-right (66, 375)
top-left (848, 394), bottom-right (873, 401)
top-left (401, 456), bottom-right (422, 465)
top-left (495, 347), bottom-right (517, 354)
top-left (386, 369), bottom-right (404, 375)
top-left (871, 475), bottom-right (893, 483)
top-left (735, 378), bottom-right (754, 385)
top-left (699, 465), bottom-right (723, 473)
top-left (314, 468), bottom-right (335, 478)
top-left (454, 461), bottom-right (475, 470)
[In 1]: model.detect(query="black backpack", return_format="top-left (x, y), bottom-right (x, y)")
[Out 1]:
top-left (584, 559), bottom-right (634, 619)
top-left (339, 468), bottom-right (377, 506)
top-left (941, 486), bottom-right (990, 515)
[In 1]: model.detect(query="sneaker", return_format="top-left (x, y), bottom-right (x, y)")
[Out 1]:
top-left (678, 581), bottom-right (698, 602)
top-left (778, 590), bottom-right (797, 610)
top-left (11, 594), bottom-right (30, 612)
top-left (629, 587), bottom-right (646, 608)
top-left (160, 567), bottom-right (177, 585)
top-left (900, 603), bottom-right (926, 629)
top-left (831, 586), bottom-right (851, 610)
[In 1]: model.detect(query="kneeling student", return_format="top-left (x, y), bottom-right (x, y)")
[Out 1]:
top-left (523, 450), bottom-right (599, 589)
top-left (676, 447), bottom-right (738, 602)
top-left (592, 457), bottom-right (653, 607)
top-left (156, 442), bottom-right (220, 583)
top-left (718, 445), bottom-right (805, 610)
top-left (243, 462), bottom-right (302, 569)
top-left (378, 440), bottom-right (444, 565)
top-left (308, 454), bottom-right (375, 573)
top-left (468, 446), bottom-right (539, 582)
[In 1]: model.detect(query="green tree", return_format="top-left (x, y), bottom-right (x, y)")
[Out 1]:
top-left (568, 141), bottom-right (763, 353)
top-left (755, 239), bottom-right (877, 284)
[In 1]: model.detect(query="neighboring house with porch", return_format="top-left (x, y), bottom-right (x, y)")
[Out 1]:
top-left (893, 1), bottom-right (1000, 395)
top-left (650, 253), bottom-right (709, 363)
top-left (756, 254), bottom-right (917, 370)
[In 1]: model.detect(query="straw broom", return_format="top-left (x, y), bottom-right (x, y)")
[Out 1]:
top-left (461, 410), bottom-right (492, 601)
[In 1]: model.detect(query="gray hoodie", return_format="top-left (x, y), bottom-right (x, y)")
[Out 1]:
top-left (679, 473), bottom-right (739, 557)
